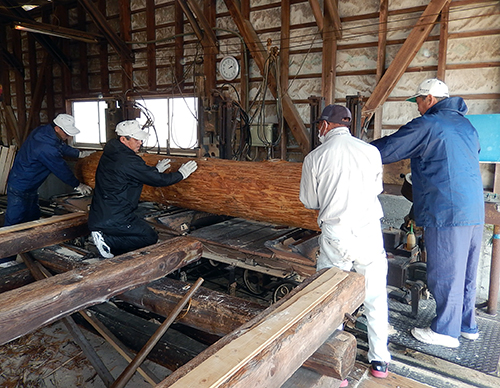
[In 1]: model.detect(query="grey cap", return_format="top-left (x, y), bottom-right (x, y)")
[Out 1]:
top-left (317, 105), bottom-right (352, 126)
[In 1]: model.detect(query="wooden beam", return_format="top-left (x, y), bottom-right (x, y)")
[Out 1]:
top-left (280, 0), bottom-right (290, 159)
top-left (0, 0), bottom-right (71, 69)
top-left (97, 0), bottom-right (110, 95)
top-left (23, 53), bottom-right (49, 141)
top-left (308, 0), bottom-right (324, 34)
top-left (176, 0), bottom-right (206, 45)
top-left (373, 0), bottom-right (389, 140)
top-left (186, 0), bottom-right (219, 51)
top-left (146, 0), bottom-right (157, 91)
top-left (321, 9), bottom-right (337, 105)
top-left (0, 236), bottom-right (202, 345)
top-left (157, 267), bottom-right (364, 387)
top-left (174, 1), bottom-right (184, 88)
top-left (437, 2), bottom-right (450, 81)
top-left (0, 213), bottom-right (89, 259)
top-left (119, 1), bottom-right (133, 92)
top-left (78, 0), bottom-right (133, 63)
top-left (76, 153), bottom-right (320, 231)
top-left (223, 0), bottom-right (310, 155)
top-left (361, 0), bottom-right (451, 127)
top-left (324, 0), bottom-right (342, 39)
top-left (119, 277), bottom-right (357, 380)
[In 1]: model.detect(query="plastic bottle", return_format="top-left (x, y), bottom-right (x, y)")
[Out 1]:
top-left (406, 222), bottom-right (416, 250)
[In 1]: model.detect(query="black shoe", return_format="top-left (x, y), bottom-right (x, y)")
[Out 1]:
top-left (370, 361), bottom-right (389, 378)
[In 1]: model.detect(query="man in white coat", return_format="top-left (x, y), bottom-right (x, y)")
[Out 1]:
top-left (300, 104), bottom-right (391, 379)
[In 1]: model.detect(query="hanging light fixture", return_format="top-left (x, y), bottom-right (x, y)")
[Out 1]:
top-left (14, 21), bottom-right (102, 44)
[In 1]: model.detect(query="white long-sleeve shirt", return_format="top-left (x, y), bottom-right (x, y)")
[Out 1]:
top-left (299, 127), bottom-right (384, 229)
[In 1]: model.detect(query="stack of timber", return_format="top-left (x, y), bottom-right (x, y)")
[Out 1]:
top-left (75, 153), bottom-right (320, 231)
top-left (25, 248), bottom-right (361, 384)
top-left (0, 145), bottom-right (16, 194)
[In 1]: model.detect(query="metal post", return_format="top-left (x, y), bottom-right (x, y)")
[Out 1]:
top-left (487, 225), bottom-right (500, 315)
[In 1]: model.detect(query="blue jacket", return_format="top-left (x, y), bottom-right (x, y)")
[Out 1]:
top-left (8, 124), bottom-right (80, 192)
top-left (88, 138), bottom-right (183, 231)
top-left (371, 97), bottom-right (484, 227)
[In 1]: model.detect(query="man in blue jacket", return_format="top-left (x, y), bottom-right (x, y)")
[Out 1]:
top-left (88, 120), bottom-right (197, 258)
top-left (371, 79), bottom-right (484, 347)
top-left (4, 114), bottom-right (91, 229)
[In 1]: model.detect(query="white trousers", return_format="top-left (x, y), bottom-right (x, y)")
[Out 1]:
top-left (318, 222), bottom-right (391, 363)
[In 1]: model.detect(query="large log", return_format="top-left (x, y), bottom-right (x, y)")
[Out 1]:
top-left (0, 237), bottom-right (202, 345)
top-left (157, 268), bottom-right (365, 388)
top-left (75, 153), bottom-right (320, 231)
top-left (0, 212), bottom-right (89, 259)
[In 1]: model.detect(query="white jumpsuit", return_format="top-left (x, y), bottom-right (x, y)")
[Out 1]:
top-left (300, 127), bottom-right (391, 363)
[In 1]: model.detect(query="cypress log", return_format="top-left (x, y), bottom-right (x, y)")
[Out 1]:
top-left (75, 153), bottom-right (319, 231)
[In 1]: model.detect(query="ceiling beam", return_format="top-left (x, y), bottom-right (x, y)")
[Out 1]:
top-left (223, 0), bottom-right (310, 155)
top-left (78, 0), bottom-right (133, 63)
top-left (361, 0), bottom-right (451, 128)
top-left (0, 0), bottom-right (71, 69)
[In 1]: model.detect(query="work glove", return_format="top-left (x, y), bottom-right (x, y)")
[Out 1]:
top-left (178, 160), bottom-right (198, 179)
top-left (75, 183), bottom-right (92, 196)
top-left (156, 158), bottom-right (171, 173)
top-left (79, 150), bottom-right (96, 158)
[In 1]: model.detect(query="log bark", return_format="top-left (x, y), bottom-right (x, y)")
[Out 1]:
top-left (0, 212), bottom-right (89, 259)
top-left (157, 268), bottom-right (365, 387)
top-left (75, 153), bottom-right (320, 231)
top-left (0, 237), bottom-right (202, 345)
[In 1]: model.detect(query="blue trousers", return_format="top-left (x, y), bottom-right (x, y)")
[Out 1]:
top-left (4, 186), bottom-right (40, 227)
top-left (425, 225), bottom-right (483, 338)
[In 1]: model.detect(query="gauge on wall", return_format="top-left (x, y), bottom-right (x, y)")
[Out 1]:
top-left (219, 55), bottom-right (240, 81)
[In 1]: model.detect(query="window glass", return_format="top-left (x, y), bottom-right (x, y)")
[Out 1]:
top-left (72, 100), bottom-right (107, 145)
top-left (72, 97), bottom-right (198, 151)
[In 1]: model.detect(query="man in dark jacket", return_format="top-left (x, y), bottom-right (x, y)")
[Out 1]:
top-left (371, 79), bottom-right (484, 348)
top-left (88, 120), bottom-right (197, 258)
top-left (4, 113), bottom-right (91, 228)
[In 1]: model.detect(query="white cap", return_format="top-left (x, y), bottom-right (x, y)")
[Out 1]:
top-left (115, 120), bottom-right (149, 141)
top-left (53, 114), bottom-right (80, 136)
top-left (407, 78), bottom-right (449, 102)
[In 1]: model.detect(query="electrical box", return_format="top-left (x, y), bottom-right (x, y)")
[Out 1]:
top-left (250, 124), bottom-right (275, 147)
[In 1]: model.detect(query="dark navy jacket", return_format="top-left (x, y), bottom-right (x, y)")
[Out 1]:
top-left (371, 97), bottom-right (484, 227)
top-left (8, 124), bottom-right (80, 192)
top-left (88, 138), bottom-right (183, 231)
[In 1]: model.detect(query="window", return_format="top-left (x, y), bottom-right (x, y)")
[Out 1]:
top-left (72, 100), bottom-right (107, 146)
top-left (72, 97), bottom-right (198, 151)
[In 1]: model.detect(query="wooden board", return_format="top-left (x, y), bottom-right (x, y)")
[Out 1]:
top-left (75, 153), bottom-right (320, 231)
top-left (0, 236), bottom-right (202, 345)
top-left (158, 267), bottom-right (365, 388)
top-left (0, 213), bottom-right (89, 258)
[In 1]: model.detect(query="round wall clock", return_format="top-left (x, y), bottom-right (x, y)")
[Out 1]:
top-left (219, 55), bottom-right (240, 81)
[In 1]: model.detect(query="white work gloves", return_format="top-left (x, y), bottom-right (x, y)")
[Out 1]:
top-left (79, 150), bottom-right (96, 158)
top-left (178, 160), bottom-right (198, 179)
top-left (75, 183), bottom-right (92, 196)
top-left (156, 158), bottom-right (171, 173)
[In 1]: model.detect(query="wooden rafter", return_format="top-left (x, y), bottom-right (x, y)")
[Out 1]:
top-left (184, 0), bottom-right (219, 51)
top-left (78, 0), bottom-right (133, 63)
top-left (223, 0), bottom-right (310, 154)
top-left (0, 0), bottom-right (71, 69)
top-left (373, 0), bottom-right (389, 140)
top-left (308, 0), bottom-right (324, 33)
top-left (437, 2), bottom-right (450, 81)
top-left (361, 0), bottom-right (451, 127)
top-left (324, 0), bottom-right (342, 39)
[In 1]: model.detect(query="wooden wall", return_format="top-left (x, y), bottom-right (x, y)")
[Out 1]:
top-left (0, 0), bottom-right (499, 168)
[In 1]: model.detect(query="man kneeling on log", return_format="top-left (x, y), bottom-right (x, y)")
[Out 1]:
top-left (88, 120), bottom-right (198, 258)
